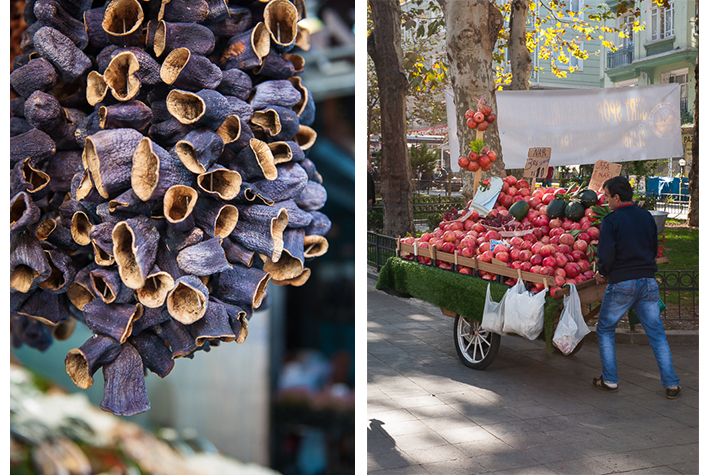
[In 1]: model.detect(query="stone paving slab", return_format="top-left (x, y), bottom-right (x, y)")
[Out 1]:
top-left (367, 274), bottom-right (699, 474)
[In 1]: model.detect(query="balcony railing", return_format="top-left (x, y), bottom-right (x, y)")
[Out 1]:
top-left (607, 43), bottom-right (634, 70)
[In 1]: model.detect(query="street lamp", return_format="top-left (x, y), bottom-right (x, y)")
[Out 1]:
top-left (678, 158), bottom-right (687, 177)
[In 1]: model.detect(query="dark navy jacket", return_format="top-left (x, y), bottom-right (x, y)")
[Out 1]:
top-left (597, 203), bottom-right (658, 285)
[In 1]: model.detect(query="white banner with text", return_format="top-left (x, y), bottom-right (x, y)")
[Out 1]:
top-left (446, 84), bottom-right (684, 170)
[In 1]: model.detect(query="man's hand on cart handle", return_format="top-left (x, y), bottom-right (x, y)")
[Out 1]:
top-left (594, 271), bottom-right (608, 285)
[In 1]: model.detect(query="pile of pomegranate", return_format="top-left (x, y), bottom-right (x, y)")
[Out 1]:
top-left (401, 175), bottom-right (606, 298)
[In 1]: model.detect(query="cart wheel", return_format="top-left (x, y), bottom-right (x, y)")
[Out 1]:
top-left (453, 314), bottom-right (500, 370)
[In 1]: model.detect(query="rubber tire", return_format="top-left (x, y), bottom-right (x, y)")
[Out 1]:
top-left (453, 314), bottom-right (501, 370)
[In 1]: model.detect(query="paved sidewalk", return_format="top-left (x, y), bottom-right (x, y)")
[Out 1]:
top-left (367, 274), bottom-right (699, 474)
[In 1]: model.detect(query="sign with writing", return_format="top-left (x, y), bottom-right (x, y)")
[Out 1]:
top-left (523, 147), bottom-right (552, 179)
top-left (682, 126), bottom-right (694, 162)
top-left (588, 160), bottom-right (623, 192)
top-left (479, 84), bottom-right (685, 168)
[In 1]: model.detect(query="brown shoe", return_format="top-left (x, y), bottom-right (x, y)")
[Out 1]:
top-left (592, 376), bottom-right (618, 392)
top-left (666, 386), bottom-right (681, 399)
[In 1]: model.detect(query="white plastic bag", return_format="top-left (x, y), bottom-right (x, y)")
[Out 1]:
top-left (502, 279), bottom-right (547, 340)
top-left (552, 284), bottom-right (591, 355)
top-left (481, 282), bottom-right (505, 335)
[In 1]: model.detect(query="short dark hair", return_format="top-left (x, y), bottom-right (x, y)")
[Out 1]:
top-left (603, 175), bottom-right (633, 202)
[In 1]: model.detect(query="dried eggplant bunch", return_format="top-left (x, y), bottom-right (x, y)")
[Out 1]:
top-left (10, 0), bottom-right (333, 419)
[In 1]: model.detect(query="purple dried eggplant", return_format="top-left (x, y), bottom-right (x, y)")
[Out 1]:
top-left (299, 157), bottom-right (323, 183)
top-left (24, 91), bottom-right (76, 149)
top-left (10, 192), bottom-right (41, 238)
top-left (11, 158), bottom-right (51, 199)
top-left (250, 79), bottom-right (301, 110)
top-left (34, 0), bottom-right (89, 49)
top-left (129, 329), bottom-right (174, 377)
top-left (11, 118), bottom-right (32, 137)
top-left (74, 111), bottom-right (103, 145)
top-left (232, 181), bottom-right (274, 206)
top-left (251, 105), bottom-right (300, 142)
top-left (254, 49), bottom-right (296, 79)
top-left (52, 317), bottom-right (77, 341)
top-left (84, 128), bottom-right (145, 199)
top-left (16, 289), bottom-right (71, 327)
top-left (86, 71), bottom-right (110, 106)
top-left (220, 22), bottom-right (270, 71)
top-left (274, 199), bottom-right (312, 227)
top-left (304, 211), bottom-right (332, 237)
top-left (100, 342), bottom-right (151, 416)
top-left (107, 189), bottom-right (157, 217)
top-left (217, 68), bottom-right (252, 101)
top-left (161, 49), bottom-right (222, 92)
top-left (206, 5), bottom-right (252, 38)
top-left (149, 117), bottom-right (193, 148)
top-left (102, 0), bottom-right (145, 47)
top-left (216, 298), bottom-right (249, 343)
top-left (294, 124), bottom-right (317, 151)
top-left (269, 140), bottom-right (303, 164)
top-left (251, 161), bottom-right (308, 202)
top-left (191, 298), bottom-right (235, 346)
top-left (102, 51), bottom-right (142, 102)
top-left (10, 230), bottom-right (52, 293)
top-left (65, 334), bottom-right (121, 389)
top-left (131, 137), bottom-right (193, 201)
top-left (176, 237), bottom-right (232, 276)
top-left (197, 164), bottom-right (242, 201)
top-left (193, 197), bottom-right (238, 238)
top-left (263, 227), bottom-right (304, 281)
top-left (272, 266), bottom-right (310, 287)
top-left (83, 299), bottom-right (143, 344)
top-left (11, 128), bottom-right (56, 168)
top-left (112, 215), bottom-right (160, 289)
top-left (33, 26), bottom-right (92, 83)
top-left (71, 169), bottom-right (104, 203)
top-left (231, 204), bottom-right (288, 262)
top-left (228, 138), bottom-right (277, 182)
top-left (99, 100), bottom-right (153, 132)
top-left (225, 95), bottom-right (254, 123)
top-left (214, 263), bottom-right (270, 309)
top-left (156, 316), bottom-right (197, 358)
top-left (288, 75), bottom-right (316, 126)
top-left (84, 7), bottom-right (111, 49)
top-left (109, 47), bottom-right (162, 85)
top-left (295, 180), bottom-right (327, 211)
top-left (160, 0), bottom-right (209, 23)
top-left (66, 262), bottom-right (99, 310)
top-left (167, 274), bottom-right (209, 324)
top-left (136, 266), bottom-right (175, 308)
top-left (163, 184), bottom-right (198, 226)
top-left (263, 0), bottom-right (298, 52)
top-left (175, 128), bottom-right (224, 174)
top-left (221, 237), bottom-right (255, 268)
top-left (303, 234), bottom-right (328, 259)
top-left (36, 218), bottom-right (80, 251)
top-left (154, 20), bottom-right (215, 57)
top-left (89, 267), bottom-right (135, 304)
top-left (166, 88), bottom-right (233, 130)
top-left (10, 58), bottom-right (57, 99)
top-left (37, 247), bottom-right (76, 294)
top-left (217, 115), bottom-right (253, 153)
top-left (44, 151), bottom-right (84, 193)
top-left (131, 304), bottom-right (171, 334)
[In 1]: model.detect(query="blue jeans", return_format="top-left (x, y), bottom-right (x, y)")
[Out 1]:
top-left (597, 278), bottom-right (680, 389)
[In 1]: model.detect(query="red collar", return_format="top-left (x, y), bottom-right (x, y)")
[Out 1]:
top-left (615, 202), bottom-right (635, 208)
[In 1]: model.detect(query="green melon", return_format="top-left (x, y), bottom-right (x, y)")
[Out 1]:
top-left (546, 198), bottom-right (567, 220)
top-left (578, 189), bottom-right (598, 208)
top-left (508, 200), bottom-right (530, 222)
top-left (564, 201), bottom-right (585, 221)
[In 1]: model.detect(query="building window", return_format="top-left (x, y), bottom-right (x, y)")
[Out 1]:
top-left (558, 0), bottom-right (584, 19)
top-left (620, 14), bottom-right (634, 49)
top-left (650, 1), bottom-right (674, 41)
top-left (661, 68), bottom-right (688, 113)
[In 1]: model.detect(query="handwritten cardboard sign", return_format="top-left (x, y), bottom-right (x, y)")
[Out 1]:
top-left (523, 147), bottom-right (552, 179)
top-left (588, 160), bottom-right (623, 192)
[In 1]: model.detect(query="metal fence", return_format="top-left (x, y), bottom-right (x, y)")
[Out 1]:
top-left (366, 231), bottom-right (698, 323)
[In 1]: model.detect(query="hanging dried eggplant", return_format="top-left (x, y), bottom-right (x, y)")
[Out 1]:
top-left (10, 0), bottom-right (332, 418)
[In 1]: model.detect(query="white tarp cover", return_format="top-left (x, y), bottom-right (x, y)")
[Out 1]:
top-left (446, 84), bottom-right (684, 170)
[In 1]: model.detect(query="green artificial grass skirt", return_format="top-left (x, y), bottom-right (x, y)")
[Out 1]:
top-left (376, 257), bottom-right (563, 354)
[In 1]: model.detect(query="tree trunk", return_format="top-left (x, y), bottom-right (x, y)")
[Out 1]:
top-left (368, 0), bottom-right (414, 237)
top-left (687, 48), bottom-right (698, 227)
top-left (437, 0), bottom-right (504, 201)
top-left (509, 0), bottom-right (532, 91)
